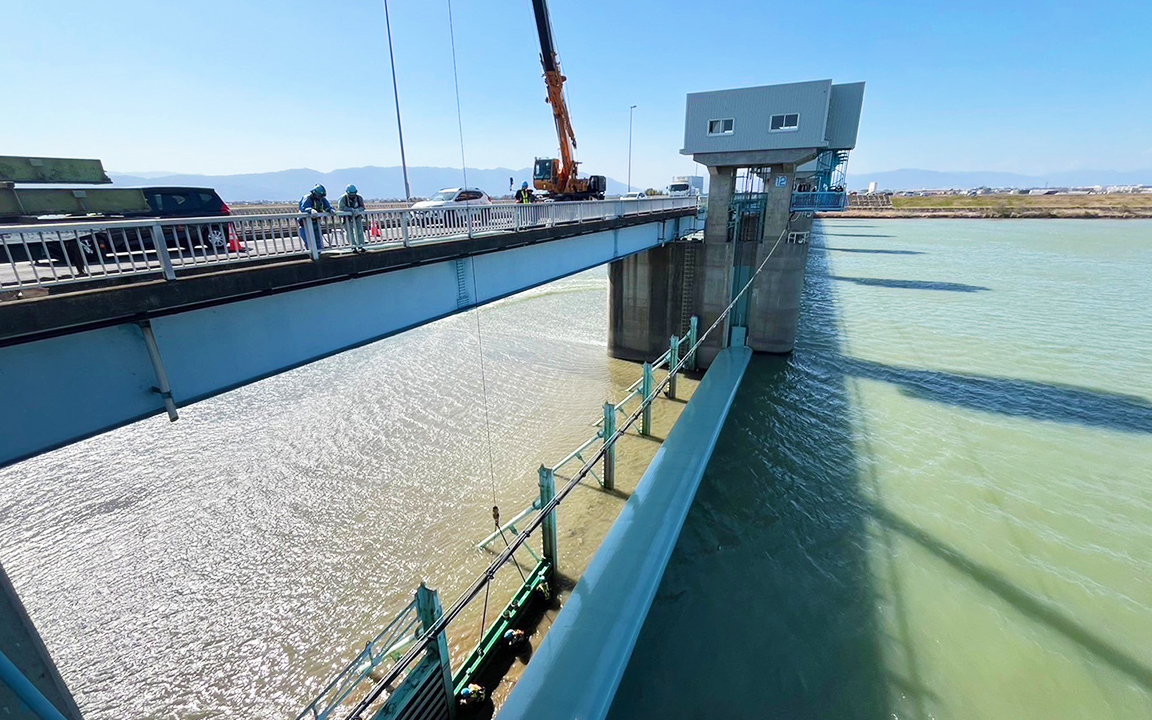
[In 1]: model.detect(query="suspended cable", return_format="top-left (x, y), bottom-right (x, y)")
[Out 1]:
top-left (446, 0), bottom-right (469, 189)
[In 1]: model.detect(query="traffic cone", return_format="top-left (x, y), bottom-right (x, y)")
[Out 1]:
top-left (227, 224), bottom-right (245, 253)
top-left (370, 222), bottom-right (381, 238)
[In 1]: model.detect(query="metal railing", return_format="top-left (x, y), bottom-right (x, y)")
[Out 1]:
top-left (790, 191), bottom-right (848, 212)
top-left (478, 316), bottom-right (699, 555)
top-left (0, 196), bottom-right (703, 290)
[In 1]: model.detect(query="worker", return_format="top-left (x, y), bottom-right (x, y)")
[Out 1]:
top-left (514, 181), bottom-right (535, 204)
top-left (338, 184), bottom-right (367, 253)
top-left (459, 683), bottom-right (486, 708)
top-left (298, 184), bottom-right (334, 250)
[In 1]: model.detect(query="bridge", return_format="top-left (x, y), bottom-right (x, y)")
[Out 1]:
top-left (2, 77), bottom-right (863, 720)
top-left (0, 196), bottom-right (700, 469)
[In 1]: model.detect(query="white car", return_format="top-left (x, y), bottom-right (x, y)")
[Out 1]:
top-left (411, 187), bottom-right (492, 209)
top-left (620, 191), bottom-right (646, 200)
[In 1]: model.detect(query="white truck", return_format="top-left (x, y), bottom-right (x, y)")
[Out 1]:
top-left (668, 175), bottom-right (704, 197)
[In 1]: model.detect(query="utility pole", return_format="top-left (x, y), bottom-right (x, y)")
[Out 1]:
top-left (628, 104), bottom-right (637, 193)
top-left (383, 0), bottom-right (412, 201)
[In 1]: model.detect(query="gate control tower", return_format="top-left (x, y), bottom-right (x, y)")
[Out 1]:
top-left (609, 79), bottom-right (864, 365)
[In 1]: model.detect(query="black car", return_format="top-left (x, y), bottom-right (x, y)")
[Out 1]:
top-left (88, 186), bottom-right (234, 258)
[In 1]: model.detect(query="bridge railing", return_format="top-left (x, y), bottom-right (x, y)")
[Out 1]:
top-left (0, 196), bottom-right (702, 291)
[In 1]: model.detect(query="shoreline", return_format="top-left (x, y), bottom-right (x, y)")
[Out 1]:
top-left (819, 208), bottom-right (1152, 219)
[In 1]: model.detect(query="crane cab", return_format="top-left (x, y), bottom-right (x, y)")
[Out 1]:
top-left (533, 158), bottom-right (559, 189)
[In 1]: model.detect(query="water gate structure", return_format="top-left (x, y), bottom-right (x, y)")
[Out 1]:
top-left (0, 77), bottom-right (863, 720)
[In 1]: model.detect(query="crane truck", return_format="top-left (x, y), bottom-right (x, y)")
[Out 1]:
top-left (529, 0), bottom-right (606, 201)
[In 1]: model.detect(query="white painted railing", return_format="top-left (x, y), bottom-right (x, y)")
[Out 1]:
top-left (0, 196), bottom-right (703, 290)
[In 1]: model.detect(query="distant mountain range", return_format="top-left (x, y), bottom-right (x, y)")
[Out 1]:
top-left (108, 166), bottom-right (632, 202)
top-left (846, 168), bottom-right (1152, 192)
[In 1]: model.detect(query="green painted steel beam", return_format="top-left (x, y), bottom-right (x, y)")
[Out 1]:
top-left (452, 559), bottom-right (552, 698)
top-left (0, 187), bottom-right (149, 218)
top-left (0, 156), bottom-right (111, 184)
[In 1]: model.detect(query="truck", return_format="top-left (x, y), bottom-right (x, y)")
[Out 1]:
top-left (528, 0), bottom-right (606, 201)
top-left (668, 175), bottom-right (704, 197)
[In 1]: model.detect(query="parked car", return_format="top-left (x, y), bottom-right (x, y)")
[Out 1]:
top-left (90, 186), bottom-right (234, 257)
top-left (621, 191), bottom-right (646, 200)
top-left (411, 187), bottom-right (492, 229)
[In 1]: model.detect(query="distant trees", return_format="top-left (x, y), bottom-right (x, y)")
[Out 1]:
top-left (644, 188), bottom-right (665, 196)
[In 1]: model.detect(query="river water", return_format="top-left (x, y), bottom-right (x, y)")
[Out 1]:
top-left (610, 219), bottom-right (1152, 719)
top-left (0, 268), bottom-right (696, 719)
top-left (6, 219), bottom-right (1152, 720)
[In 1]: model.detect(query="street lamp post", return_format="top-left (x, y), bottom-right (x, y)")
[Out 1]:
top-left (628, 104), bottom-right (637, 193)
top-left (383, 0), bottom-right (412, 201)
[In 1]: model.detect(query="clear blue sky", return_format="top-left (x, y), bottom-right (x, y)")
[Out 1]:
top-left (5, 0), bottom-right (1151, 188)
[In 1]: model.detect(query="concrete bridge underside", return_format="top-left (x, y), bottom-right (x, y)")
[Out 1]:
top-left (0, 209), bottom-right (695, 470)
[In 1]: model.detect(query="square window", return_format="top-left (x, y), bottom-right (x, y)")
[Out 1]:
top-left (707, 118), bottom-right (735, 136)
top-left (770, 113), bottom-right (800, 132)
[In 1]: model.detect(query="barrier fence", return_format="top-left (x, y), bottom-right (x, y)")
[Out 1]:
top-left (0, 196), bottom-right (703, 291)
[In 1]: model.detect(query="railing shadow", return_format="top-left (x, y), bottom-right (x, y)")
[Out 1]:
top-left (828, 275), bottom-right (991, 293)
top-left (825, 247), bottom-right (926, 255)
top-left (842, 358), bottom-right (1152, 434)
top-left (868, 503), bottom-right (1152, 691)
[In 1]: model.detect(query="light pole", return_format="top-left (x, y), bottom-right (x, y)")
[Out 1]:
top-left (383, 0), bottom-right (412, 201)
top-left (627, 104), bottom-right (637, 193)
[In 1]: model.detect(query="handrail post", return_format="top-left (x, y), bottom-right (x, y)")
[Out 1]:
top-left (602, 402), bottom-right (616, 491)
top-left (401, 210), bottom-right (411, 247)
top-left (688, 316), bottom-right (699, 371)
top-left (302, 215), bottom-right (320, 260)
top-left (150, 223), bottom-right (176, 280)
top-left (640, 362), bottom-right (653, 437)
top-left (667, 335), bottom-right (679, 400)
top-left (538, 465), bottom-right (558, 570)
top-left (415, 584), bottom-right (455, 712)
top-left (466, 205), bottom-right (474, 239)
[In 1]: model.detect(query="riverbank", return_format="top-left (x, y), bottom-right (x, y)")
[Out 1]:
top-left (827, 207), bottom-right (1152, 218)
top-left (823, 192), bottom-right (1152, 219)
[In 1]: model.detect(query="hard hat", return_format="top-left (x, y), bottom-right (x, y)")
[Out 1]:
top-left (346, 184), bottom-right (357, 194)
top-left (522, 182), bottom-right (529, 189)
top-left (312, 184), bottom-right (326, 197)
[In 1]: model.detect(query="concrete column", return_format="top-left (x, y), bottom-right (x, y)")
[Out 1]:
top-left (703, 166), bottom-right (736, 244)
top-left (746, 166), bottom-right (811, 354)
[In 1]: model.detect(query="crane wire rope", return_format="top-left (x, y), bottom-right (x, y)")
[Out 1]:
top-left (445, 0), bottom-right (529, 638)
top-left (446, 0), bottom-right (469, 190)
top-left (344, 220), bottom-right (790, 720)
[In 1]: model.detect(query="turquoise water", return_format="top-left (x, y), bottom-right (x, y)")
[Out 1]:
top-left (610, 219), bottom-right (1152, 719)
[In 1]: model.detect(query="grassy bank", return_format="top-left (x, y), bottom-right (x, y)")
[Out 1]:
top-left (830, 193), bottom-right (1152, 219)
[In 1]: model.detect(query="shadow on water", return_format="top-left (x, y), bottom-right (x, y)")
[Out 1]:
top-left (825, 247), bottom-right (926, 256)
top-left (842, 358), bottom-right (1152, 434)
top-left (822, 232), bottom-right (896, 238)
top-left (829, 275), bottom-right (992, 293)
top-left (868, 504), bottom-right (1152, 692)
top-left (607, 242), bottom-right (897, 718)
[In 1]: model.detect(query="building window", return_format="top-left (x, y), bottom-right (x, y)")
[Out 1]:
top-left (707, 118), bottom-right (734, 136)
top-left (770, 113), bottom-right (800, 132)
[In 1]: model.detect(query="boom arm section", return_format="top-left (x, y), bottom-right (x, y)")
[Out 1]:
top-left (532, 0), bottom-right (578, 193)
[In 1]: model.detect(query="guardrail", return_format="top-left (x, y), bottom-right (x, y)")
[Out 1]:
top-left (790, 191), bottom-right (848, 212)
top-left (0, 196), bottom-right (703, 290)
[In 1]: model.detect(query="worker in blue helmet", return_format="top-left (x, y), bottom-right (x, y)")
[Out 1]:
top-left (514, 181), bottom-right (535, 204)
top-left (339, 184), bottom-right (368, 253)
top-left (298, 184), bottom-right (334, 251)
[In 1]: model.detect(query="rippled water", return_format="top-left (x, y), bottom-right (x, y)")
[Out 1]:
top-left (611, 219), bottom-right (1152, 719)
top-left (0, 268), bottom-right (697, 719)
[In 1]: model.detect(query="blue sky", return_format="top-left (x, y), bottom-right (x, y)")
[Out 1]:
top-left (5, 0), bottom-right (1151, 188)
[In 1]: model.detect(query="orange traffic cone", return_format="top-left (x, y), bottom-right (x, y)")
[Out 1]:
top-left (370, 222), bottom-right (381, 238)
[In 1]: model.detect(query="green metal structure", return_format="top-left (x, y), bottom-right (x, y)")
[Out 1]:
top-left (0, 155), bottom-right (148, 221)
